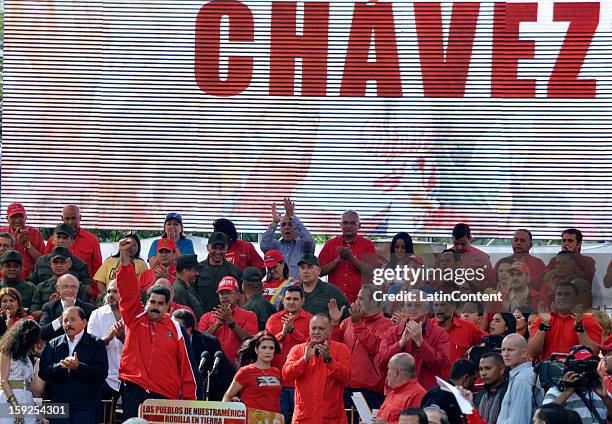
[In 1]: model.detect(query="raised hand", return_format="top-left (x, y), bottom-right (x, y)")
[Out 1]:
top-left (118, 238), bottom-right (135, 266)
top-left (327, 298), bottom-right (346, 325)
top-left (271, 202), bottom-right (282, 223)
top-left (304, 340), bottom-right (317, 362)
top-left (281, 313), bottom-right (295, 335)
top-left (537, 301), bottom-right (551, 325)
top-left (349, 302), bottom-right (364, 323)
top-left (283, 197), bottom-right (295, 219)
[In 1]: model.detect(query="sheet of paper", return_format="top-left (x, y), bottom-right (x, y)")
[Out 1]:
top-left (351, 392), bottom-right (373, 424)
top-left (435, 376), bottom-right (474, 414)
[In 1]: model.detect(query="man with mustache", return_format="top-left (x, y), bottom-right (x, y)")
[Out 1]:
top-left (0, 250), bottom-right (35, 309)
top-left (116, 237), bottom-right (200, 419)
top-left (39, 306), bottom-right (108, 424)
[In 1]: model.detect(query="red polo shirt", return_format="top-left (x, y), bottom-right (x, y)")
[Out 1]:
top-left (45, 228), bottom-right (103, 278)
top-left (432, 316), bottom-right (483, 379)
top-left (377, 379), bottom-right (426, 424)
top-left (0, 225), bottom-right (45, 280)
top-left (545, 252), bottom-right (596, 283)
top-left (529, 312), bottom-right (602, 361)
top-left (197, 306), bottom-right (258, 362)
top-left (225, 239), bottom-right (264, 271)
top-left (319, 234), bottom-right (377, 302)
top-left (266, 308), bottom-right (313, 376)
top-left (138, 264), bottom-right (177, 292)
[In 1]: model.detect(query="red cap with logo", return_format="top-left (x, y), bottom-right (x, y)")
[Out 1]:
top-left (156, 238), bottom-right (177, 253)
top-left (264, 250), bottom-right (285, 268)
top-left (7, 203), bottom-right (26, 217)
top-left (216, 276), bottom-right (239, 293)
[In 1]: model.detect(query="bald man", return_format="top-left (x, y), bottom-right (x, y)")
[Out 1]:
top-left (45, 204), bottom-right (103, 279)
top-left (497, 334), bottom-right (541, 424)
top-left (374, 353), bottom-right (426, 424)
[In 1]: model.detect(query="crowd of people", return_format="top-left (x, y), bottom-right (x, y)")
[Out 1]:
top-left (0, 199), bottom-right (611, 424)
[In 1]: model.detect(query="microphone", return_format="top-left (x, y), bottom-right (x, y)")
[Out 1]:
top-left (212, 351), bottom-right (223, 372)
top-left (199, 351), bottom-right (210, 374)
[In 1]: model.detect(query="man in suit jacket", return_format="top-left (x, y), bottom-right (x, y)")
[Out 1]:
top-left (172, 308), bottom-right (235, 401)
top-left (39, 305), bottom-right (108, 424)
top-left (39, 274), bottom-right (96, 341)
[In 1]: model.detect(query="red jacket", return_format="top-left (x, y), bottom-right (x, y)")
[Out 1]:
top-left (377, 319), bottom-right (450, 390)
top-left (332, 312), bottom-right (393, 392)
top-left (117, 264), bottom-right (198, 400)
top-left (283, 340), bottom-right (351, 423)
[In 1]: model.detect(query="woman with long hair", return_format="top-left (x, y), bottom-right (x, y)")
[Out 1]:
top-left (147, 213), bottom-right (195, 267)
top-left (263, 250), bottom-right (295, 310)
top-left (223, 332), bottom-right (282, 413)
top-left (468, 312), bottom-right (516, 366)
top-left (0, 319), bottom-right (46, 424)
top-left (0, 288), bottom-right (32, 336)
top-left (93, 233), bottom-right (148, 295)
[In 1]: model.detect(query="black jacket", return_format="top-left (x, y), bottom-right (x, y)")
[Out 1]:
top-left (39, 299), bottom-right (96, 341)
top-left (190, 328), bottom-right (235, 401)
top-left (39, 331), bottom-right (108, 411)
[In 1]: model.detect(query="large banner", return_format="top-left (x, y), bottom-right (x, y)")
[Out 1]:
top-left (3, 0), bottom-right (612, 238)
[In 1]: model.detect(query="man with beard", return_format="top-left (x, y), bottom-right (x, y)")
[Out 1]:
top-left (500, 261), bottom-right (541, 313)
top-left (116, 237), bottom-right (199, 419)
top-left (261, 197), bottom-right (315, 279)
top-left (197, 276), bottom-right (258, 363)
top-left (528, 280), bottom-right (602, 361)
top-left (545, 228), bottom-right (596, 283)
top-left (432, 299), bottom-right (482, 379)
top-left (378, 290), bottom-right (450, 390)
top-left (40, 273), bottom-right (96, 341)
top-left (87, 278), bottom-right (124, 403)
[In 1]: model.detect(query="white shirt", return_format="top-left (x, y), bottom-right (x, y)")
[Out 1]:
top-left (87, 304), bottom-right (123, 391)
top-left (66, 329), bottom-right (84, 356)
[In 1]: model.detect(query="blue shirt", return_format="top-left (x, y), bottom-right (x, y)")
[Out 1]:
top-left (148, 238), bottom-right (195, 259)
top-left (497, 362), bottom-right (540, 424)
top-left (260, 216), bottom-right (315, 279)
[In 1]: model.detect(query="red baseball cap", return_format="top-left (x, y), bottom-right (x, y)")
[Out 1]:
top-left (216, 276), bottom-right (239, 293)
top-left (7, 203), bottom-right (26, 217)
top-left (264, 250), bottom-right (285, 268)
top-left (599, 342), bottom-right (612, 353)
top-left (157, 238), bottom-right (176, 253)
top-left (571, 347), bottom-right (597, 360)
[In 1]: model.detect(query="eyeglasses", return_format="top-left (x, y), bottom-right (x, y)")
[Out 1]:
top-left (508, 270), bottom-right (526, 276)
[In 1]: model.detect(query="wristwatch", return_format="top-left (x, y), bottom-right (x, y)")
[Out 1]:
top-left (575, 323), bottom-right (585, 333)
top-left (228, 321), bottom-right (236, 329)
top-left (539, 322), bottom-right (551, 332)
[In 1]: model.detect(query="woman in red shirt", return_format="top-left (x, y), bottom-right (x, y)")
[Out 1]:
top-left (0, 288), bottom-right (33, 335)
top-left (223, 331), bottom-right (282, 413)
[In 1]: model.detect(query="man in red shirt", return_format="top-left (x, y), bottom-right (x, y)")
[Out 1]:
top-left (0, 203), bottom-right (45, 280)
top-left (44, 204), bottom-right (102, 280)
top-left (494, 229), bottom-right (545, 290)
top-left (139, 238), bottom-right (177, 292)
top-left (433, 299), bottom-right (483, 379)
top-left (545, 228), bottom-right (596, 283)
top-left (213, 218), bottom-right (264, 270)
top-left (374, 353), bottom-right (427, 424)
top-left (283, 314), bottom-right (352, 423)
top-left (115, 237), bottom-right (199, 420)
top-left (197, 276), bottom-right (258, 363)
top-left (528, 280), bottom-right (602, 361)
top-left (319, 210), bottom-right (377, 302)
top-left (449, 223), bottom-right (495, 290)
top-left (265, 285), bottom-right (313, 422)
top-left (330, 284), bottom-right (393, 411)
top-left (378, 289), bottom-right (450, 390)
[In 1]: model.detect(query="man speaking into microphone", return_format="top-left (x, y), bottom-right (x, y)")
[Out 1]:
top-left (283, 313), bottom-right (352, 423)
top-left (116, 237), bottom-right (200, 419)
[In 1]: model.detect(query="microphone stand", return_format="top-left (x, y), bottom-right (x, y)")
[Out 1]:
top-left (205, 368), bottom-right (213, 401)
